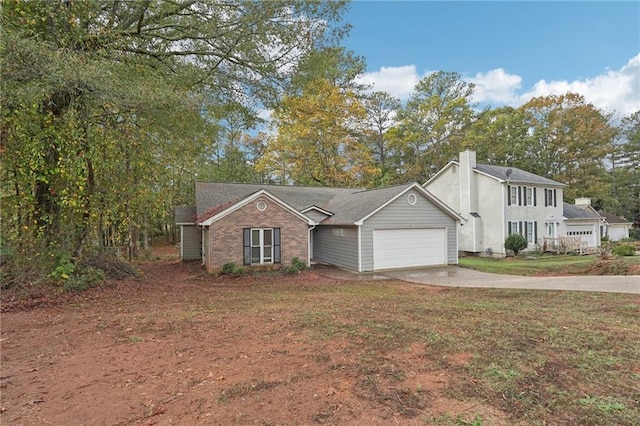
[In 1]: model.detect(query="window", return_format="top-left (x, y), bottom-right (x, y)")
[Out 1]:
top-left (547, 222), bottom-right (556, 238)
top-left (243, 228), bottom-right (281, 265)
top-left (526, 187), bottom-right (533, 206)
top-left (509, 221), bottom-right (519, 235)
top-left (526, 222), bottom-right (534, 243)
top-left (545, 188), bottom-right (557, 207)
top-left (510, 187), bottom-right (517, 205)
top-left (251, 228), bottom-right (273, 264)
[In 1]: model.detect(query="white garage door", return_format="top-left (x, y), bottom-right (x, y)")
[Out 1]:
top-left (373, 228), bottom-right (446, 270)
top-left (566, 225), bottom-right (596, 246)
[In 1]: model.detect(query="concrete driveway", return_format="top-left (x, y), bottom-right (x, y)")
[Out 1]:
top-left (383, 266), bottom-right (640, 294)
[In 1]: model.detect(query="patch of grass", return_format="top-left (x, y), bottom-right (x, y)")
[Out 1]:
top-left (458, 255), bottom-right (640, 275)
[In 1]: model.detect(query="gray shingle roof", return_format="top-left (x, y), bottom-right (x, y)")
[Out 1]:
top-left (174, 206), bottom-right (197, 223)
top-left (597, 211), bottom-right (632, 224)
top-left (191, 181), bottom-right (448, 226)
top-left (563, 203), bottom-right (602, 219)
top-left (195, 181), bottom-right (361, 218)
top-left (474, 164), bottom-right (567, 187)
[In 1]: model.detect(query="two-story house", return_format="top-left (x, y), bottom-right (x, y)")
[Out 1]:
top-left (425, 149), bottom-right (600, 256)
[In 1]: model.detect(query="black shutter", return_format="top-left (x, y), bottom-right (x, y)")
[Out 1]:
top-left (534, 222), bottom-right (538, 243)
top-left (523, 186), bottom-right (527, 206)
top-left (524, 222), bottom-right (528, 240)
top-left (553, 189), bottom-right (557, 207)
top-left (243, 228), bottom-right (251, 265)
top-left (273, 228), bottom-right (281, 263)
top-left (507, 185), bottom-right (511, 206)
top-left (544, 189), bottom-right (548, 207)
top-left (519, 221), bottom-right (523, 235)
top-left (533, 188), bottom-right (537, 206)
top-left (518, 186), bottom-right (522, 206)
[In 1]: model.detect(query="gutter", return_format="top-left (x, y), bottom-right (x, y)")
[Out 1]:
top-left (307, 224), bottom-right (317, 267)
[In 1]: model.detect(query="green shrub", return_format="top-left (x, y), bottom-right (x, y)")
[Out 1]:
top-left (612, 244), bottom-right (635, 257)
top-left (504, 234), bottom-right (528, 256)
top-left (282, 257), bottom-right (307, 275)
top-left (63, 266), bottom-right (106, 292)
top-left (50, 253), bottom-right (76, 282)
top-left (221, 262), bottom-right (246, 276)
top-left (629, 228), bottom-right (640, 241)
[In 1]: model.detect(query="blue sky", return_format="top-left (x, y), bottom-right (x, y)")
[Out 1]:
top-left (341, 1), bottom-right (640, 115)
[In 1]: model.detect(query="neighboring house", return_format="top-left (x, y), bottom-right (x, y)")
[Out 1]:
top-left (424, 149), bottom-right (603, 256)
top-left (561, 198), bottom-right (603, 251)
top-left (176, 181), bottom-right (460, 273)
top-left (598, 210), bottom-right (633, 241)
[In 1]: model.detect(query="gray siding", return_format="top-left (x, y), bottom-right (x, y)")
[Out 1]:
top-left (313, 226), bottom-right (359, 271)
top-left (181, 225), bottom-right (201, 260)
top-left (361, 189), bottom-right (458, 271)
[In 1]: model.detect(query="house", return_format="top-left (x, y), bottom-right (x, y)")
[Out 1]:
top-left (562, 198), bottom-right (603, 249)
top-left (176, 181), bottom-right (460, 273)
top-left (598, 211), bottom-right (633, 241)
top-left (424, 149), bottom-right (602, 256)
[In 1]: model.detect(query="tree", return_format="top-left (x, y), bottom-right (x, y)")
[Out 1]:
top-left (612, 111), bottom-right (640, 224)
top-left (465, 106), bottom-right (530, 166)
top-left (393, 71), bottom-right (477, 182)
top-left (361, 91), bottom-right (401, 185)
top-left (518, 93), bottom-right (616, 203)
top-left (258, 78), bottom-right (378, 187)
top-left (1, 0), bottom-right (350, 282)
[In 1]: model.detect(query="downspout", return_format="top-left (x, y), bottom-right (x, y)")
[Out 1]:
top-left (307, 223), bottom-right (316, 267)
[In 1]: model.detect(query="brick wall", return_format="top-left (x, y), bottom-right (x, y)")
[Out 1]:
top-left (207, 196), bottom-right (309, 272)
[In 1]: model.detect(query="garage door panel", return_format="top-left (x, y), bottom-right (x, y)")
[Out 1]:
top-left (373, 229), bottom-right (445, 270)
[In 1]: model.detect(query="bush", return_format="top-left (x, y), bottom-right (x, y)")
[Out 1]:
top-left (612, 244), bottom-right (636, 257)
top-left (504, 234), bottom-right (528, 256)
top-left (221, 262), bottom-right (246, 276)
top-left (282, 257), bottom-right (307, 275)
top-left (63, 266), bottom-right (106, 292)
top-left (629, 228), bottom-right (640, 241)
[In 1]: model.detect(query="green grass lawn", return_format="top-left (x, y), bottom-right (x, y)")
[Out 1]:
top-left (459, 254), bottom-right (640, 276)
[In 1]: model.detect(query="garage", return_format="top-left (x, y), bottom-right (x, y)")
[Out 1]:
top-left (566, 224), bottom-right (597, 247)
top-left (373, 228), bottom-right (446, 270)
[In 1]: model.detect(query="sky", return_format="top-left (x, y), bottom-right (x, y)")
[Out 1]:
top-left (342, 1), bottom-right (640, 116)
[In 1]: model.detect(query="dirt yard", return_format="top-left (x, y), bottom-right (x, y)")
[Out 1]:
top-left (2, 248), bottom-right (638, 425)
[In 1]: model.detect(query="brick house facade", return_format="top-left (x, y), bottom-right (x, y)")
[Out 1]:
top-left (206, 195), bottom-right (310, 273)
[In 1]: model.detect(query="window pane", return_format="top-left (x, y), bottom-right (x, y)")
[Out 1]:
top-left (251, 247), bottom-right (261, 263)
top-left (263, 229), bottom-right (272, 246)
top-left (251, 229), bottom-right (260, 245)
top-left (263, 246), bottom-right (272, 262)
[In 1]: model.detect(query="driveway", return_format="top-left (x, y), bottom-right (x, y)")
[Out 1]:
top-left (383, 266), bottom-right (640, 294)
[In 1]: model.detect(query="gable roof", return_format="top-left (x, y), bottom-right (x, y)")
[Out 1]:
top-left (598, 211), bottom-right (633, 225)
top-left (193, 181), bottom-right (460, 227)
top-left (474, 164), bottom-right (567, 187)
top-left (425, 161), bottom-right (567, 188)
top-left (198, 189), bottom-right (314, 226)
top-left (563, 203), bottom-right (603, 220)
top-left (195, 181), bottom-right (356, 217)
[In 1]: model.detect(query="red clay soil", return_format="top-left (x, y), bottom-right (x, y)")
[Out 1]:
top-left (1, 249), bottom-right (506, 425)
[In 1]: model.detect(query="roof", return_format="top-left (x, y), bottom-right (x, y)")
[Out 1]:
top-left (563, 203), bottom-right (602, 220)
top-left (474, 164), bottom-right (567, 187)
top-left (598, 211), bottom-right (632, 224)
top-left (191, 181), bottom-right (459, 226)
top-left (195, 182), bottom-right (356, 217)
top-left (175, 206), bottom-right (196, 224)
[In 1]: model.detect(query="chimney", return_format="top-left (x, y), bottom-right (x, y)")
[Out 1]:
top-left (575, 197), bottom-right (591, 206)
top-left (459, 149), bottom-right (477, 214)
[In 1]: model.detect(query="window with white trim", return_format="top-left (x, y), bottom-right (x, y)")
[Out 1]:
top-left (510, 187), bottom-right (518, 205)
top-left (526, 222), bottom-right (534, 243)
top-left (546, 222), bottom-right (556, 238)
top-left (251, 228), bottom-right (273, 264)
top-left (509, 221), bottom-right (519, 235)
top-left (526, 187), bottom-right (533, 206)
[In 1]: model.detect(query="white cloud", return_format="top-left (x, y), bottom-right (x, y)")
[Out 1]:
top-left (521, 54), bottom-right (640, 115)
top-left (359, 54), bottom-right (640, 115)
top-left (355, 65), bottom-right (429, 100)
top-left (466, 68), bottom-right (522, 105)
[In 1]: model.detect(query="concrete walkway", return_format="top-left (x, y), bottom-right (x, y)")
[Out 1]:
top-left (313, 265), bottom-right (640, 294)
